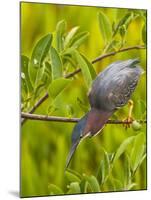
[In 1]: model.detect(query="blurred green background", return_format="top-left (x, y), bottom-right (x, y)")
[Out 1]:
top-left (21, 2), bottom-right (146, 197)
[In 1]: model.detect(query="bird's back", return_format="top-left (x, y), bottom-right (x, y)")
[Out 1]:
top-left (89, 59), bottom-right (144, 111)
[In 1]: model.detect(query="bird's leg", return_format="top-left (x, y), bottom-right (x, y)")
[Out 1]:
top-left (123, 100), bottom-right (134, 129)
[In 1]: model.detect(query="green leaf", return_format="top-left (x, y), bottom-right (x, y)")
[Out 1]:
top-left (127, 183), bottom-right (137, 190)
top-left (113, 136), bottom-right (135, 164)
top-left (81, 55), bottom-right (96, 79)
top-left (66, 168), bottom-right (82, 179)
top-left (41, 61), bottom-right (52, 88)
top-left (119, 25), bottom-right (127, 38)
top-left (33, 83), bottom-right (45, 99)
top-left (66, 104), bottom-right (74, 117)
top-left (73, 50), bottom-right (95, 87)
top-left (67, 182), bottom-right (81, 194)
top-left (62, 54), bottom-right (77, 69)
top-left (104, 40), bottom-right (122, 52)
top-left (29, 34), bottom-right (52, 87)
top-left (80, 179), bottom-right (88, 193)
top-left (70, 32), bottom-right (89, 49)
top-left (21, 55), bottom-right (33, 93)
top-left (48, 78), bottom-right (71, 99)
top-left (31, 62), bottom-right (51, 95)
top-left (65, 171), bottom-right (81, 183)
top-left (98, 11), bottom-right (112, 44)
top-left (48, 184), bottom-right (64, 195)
top-left (64, 26), bottom-right (80, 48)
top-left (56, 20), bottom-right (66, 52)
top-left (113, 12), bottom-right (134, 37)
top-left (101, 152), bottom-right (110, 184)
top-left (50, 47), bottom-right (63, 79)
top-left (124, 13), bottom-right (134, 27)
top-left (137, 153), bottom-right (146, 169)
top-left (142, 23), bottom-right (146, 44)
top-left (112, 178), bottom-right (123, 191)
top-left (34, 66), bottom-right (46, 89)
top-left (63, 47), bottom-right (75, 56)
top-left (124, 154), bottom-right (132, 189)
top-left (31, 34), bottom-right (52, 68)
top-left (136, 99), bottom-right (146, 119)
top-left (97, 148), bottom-right (110, 185)
top-left (47, 105), bottom-right (58, 115)
top-left (130, 132), bottom-right (145, 172)
top-left (21, 77), bottom-right (28, 101)
top-left (86, 175), bottom-right (100, 192)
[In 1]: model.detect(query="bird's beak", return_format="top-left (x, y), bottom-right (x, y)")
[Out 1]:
top-left (65, 139), bottom-right (81, 170)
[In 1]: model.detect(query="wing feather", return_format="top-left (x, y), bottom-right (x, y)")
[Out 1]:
top-left (89, 65), bottom-right (142, 111)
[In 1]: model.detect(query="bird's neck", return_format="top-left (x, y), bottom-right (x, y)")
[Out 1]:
top-left (83, 108), bottom-right (113, 137)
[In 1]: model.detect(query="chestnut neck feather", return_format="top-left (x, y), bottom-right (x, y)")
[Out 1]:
top-left (83, 108), bottom-right (113, 137)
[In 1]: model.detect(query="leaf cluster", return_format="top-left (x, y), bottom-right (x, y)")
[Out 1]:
top-left (48, 132), bottom-right (146, 194)
top-left (21, 10), bottom-right (146, 114)
top-left (21, 20), bottom-right (96, 112)
top-left (98, 10), bottom-right (146, 53)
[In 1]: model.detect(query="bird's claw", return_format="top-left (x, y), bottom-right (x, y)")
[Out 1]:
top-left (122, 116), bottom-right (134, 129)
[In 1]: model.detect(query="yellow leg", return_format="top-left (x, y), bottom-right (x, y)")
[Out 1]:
top-left (123, 100), bottom-right (134, 129)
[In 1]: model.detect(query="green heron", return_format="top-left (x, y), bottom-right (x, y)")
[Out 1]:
top-left (66, 58), bottom-right (144, 169)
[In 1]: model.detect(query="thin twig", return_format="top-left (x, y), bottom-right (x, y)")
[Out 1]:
top-left (21, 112), bottom-right (147, 124)
top-left (21, 45), bottom-right (145, 125)
top-left (65, 68), bottom-right (81, 78)
top-left (65, 45), bottom-right (145, 78)
top-left (21, 93), bottom-right (49, 125)
top-left (91, 45), bottom-right (145, 64)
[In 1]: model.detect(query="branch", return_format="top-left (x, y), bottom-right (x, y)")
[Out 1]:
top-left (21, 112), bottom-right (147, 125)
top-left (65, 45), bottom-right (145, 78)
top-left (91, 45), bottom-right (145, 64)
top-left (21, 45), bottom-right (145, 125)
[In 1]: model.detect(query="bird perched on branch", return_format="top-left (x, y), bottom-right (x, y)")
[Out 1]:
top-left (66, 58), bottom-right (144, 169)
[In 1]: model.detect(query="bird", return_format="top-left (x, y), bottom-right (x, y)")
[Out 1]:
top-left (65, 58), bottom-right (144, 169)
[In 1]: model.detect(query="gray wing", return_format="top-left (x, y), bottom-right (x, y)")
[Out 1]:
top-left (89, 65), bottom-right (143, 111)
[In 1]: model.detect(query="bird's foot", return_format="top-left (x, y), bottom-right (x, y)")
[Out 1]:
top-left (122, 116), bottom-right (134, 129)
top-left (122, 99), bottom-right (134, 129)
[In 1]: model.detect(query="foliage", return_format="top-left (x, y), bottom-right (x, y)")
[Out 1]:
top-left (47, 132), bottom-right (146, 194)
top-left (21, 3), bottom-right (146, 197)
